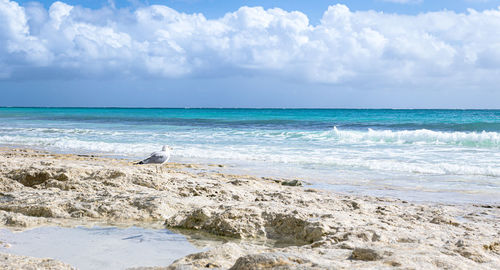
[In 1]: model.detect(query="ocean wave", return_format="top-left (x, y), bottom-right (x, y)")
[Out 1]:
top-left (0, 135), bottom-right (156, 156)
top-left (1, 134), bottom-right (499, 178)
top-left (330, 127), bottom-right (500, 148)
top-left (218, 127), bottom-right (500, 148)
top-left (0, 127), bottom-right (158, 137)
top-left (2, 125), bottom-right (500, 148)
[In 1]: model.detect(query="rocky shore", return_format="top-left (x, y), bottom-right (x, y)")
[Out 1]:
top-left (0, 148), bottom-right (499, 269)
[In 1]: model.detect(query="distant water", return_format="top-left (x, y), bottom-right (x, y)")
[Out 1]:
top-left (0, 226), bottom-right (200, 270)
top-left (1, 108), bottom-right (499, 203)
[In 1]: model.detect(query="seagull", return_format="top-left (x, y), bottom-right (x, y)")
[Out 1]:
top-left (135, 145), bottom-right (171, 173)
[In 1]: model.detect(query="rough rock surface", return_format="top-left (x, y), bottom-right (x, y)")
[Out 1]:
top-left (0, 252), bottom-right (75, 270)
top-left (0, 148), bottom-right (499, 269)
top-left (350, 248), bottom-right (382, 261)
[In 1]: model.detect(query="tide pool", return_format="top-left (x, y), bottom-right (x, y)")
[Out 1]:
top-left (0, 226), bottom-right (201, 270)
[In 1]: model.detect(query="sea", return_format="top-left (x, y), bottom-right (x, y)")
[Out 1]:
top-left (1, 108), bottom-right (498, 204)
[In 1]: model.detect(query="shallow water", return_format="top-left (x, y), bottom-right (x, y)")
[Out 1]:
top-left (0, 226), bottom-right (201, 269)
top-left (1, 108), bottom-right (499, 203)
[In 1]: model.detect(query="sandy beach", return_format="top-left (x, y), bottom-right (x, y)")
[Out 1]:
top-left (0, 147), bottom-right (499, 269)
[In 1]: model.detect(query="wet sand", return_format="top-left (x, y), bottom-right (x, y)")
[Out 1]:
top-left (0, 147), bottom-right (499, 269)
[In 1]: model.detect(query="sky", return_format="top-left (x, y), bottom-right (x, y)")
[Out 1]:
top-left (1, 0), bottom-right (500, 108)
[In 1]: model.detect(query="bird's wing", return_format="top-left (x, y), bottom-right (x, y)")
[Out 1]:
top-left (141, 151), bottom-right (168, 164)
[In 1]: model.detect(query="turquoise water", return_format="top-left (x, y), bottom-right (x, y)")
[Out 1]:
top-left (1, 108), bottom-right (499, 203)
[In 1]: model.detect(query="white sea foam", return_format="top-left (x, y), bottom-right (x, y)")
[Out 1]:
top-left (208, 127), bottom-right (500, 148)
top-left (0, 135), bottom-right (156, 156)
top-left (2, 126), bottom-right (499, 147)
top-left (176, 145), bottom-right (500, 177)
top-left (1, 127), bottom-right (499, 180)
top-left (330, 127), bottom-right (500, 147)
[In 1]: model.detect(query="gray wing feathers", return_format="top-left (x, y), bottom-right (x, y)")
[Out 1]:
top-left (141, 151), bottom-right (170, 164)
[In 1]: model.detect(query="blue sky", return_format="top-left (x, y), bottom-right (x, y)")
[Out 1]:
top-left (1, 0), bottom-right (500, 108)
top-left (14, 0), bottom-right (500, 20)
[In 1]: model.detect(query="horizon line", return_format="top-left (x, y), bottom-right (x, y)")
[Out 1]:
top-left (1, 106), bottom-right (499, 110)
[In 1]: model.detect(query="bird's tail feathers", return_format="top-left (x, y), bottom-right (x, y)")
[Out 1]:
top-left (134, 161), bottom-right (144, 165)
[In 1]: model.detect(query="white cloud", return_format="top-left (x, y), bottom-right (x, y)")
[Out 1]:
top-left (1, 0), bottom-right (500, 90)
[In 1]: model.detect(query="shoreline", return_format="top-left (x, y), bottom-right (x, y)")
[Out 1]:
top-left (0, 147), bottom-right (499, 269)
top-left (2, 144), bottom-right (495, 206)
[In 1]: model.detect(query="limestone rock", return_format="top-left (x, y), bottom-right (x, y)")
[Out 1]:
top-left (229, 252), bottom-right (312, 270)
top-left (168, 243), bottom-right (257, 270)
top-left (349, 248), bottom-right (382, 261)
top-left (0, 252), bottom-right (75, 270)
top-left (0, 148), bottom-right (499, 270)
top-left (281, 180), bottom-right (302, 187)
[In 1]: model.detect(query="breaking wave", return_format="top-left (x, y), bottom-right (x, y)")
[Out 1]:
top-left (329, 127), bottom-right (500, 148)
